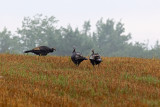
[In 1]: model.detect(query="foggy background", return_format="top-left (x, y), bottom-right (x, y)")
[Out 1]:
top-left (0, 0), bottom-right (160, 58)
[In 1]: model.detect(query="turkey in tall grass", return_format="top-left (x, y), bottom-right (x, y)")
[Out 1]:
top-left (71, 48), bottom-right (87, 66)
top-left (24, 46), bottom-right (56, 56)
top-left (89, 49), bottom-right (102, 66)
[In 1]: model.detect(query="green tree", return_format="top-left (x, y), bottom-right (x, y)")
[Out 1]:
top-left (149, 40), bottom-right (160, 58)
top-left (17, 14), bottom-right (59, 53)
top-left (82, 21), bottom-right (91, 35)
top-left (60, 26), bottom-right (83, 55)
top-left (9, 36), bottom-right (23, 53)
top-left (0, 28), bottom-right (12, 53)
top-left (59, 24), bottom-right (94, 56)
top-left (114, 42), bottom-right (148, 57)
top-left (95, 19), bottom-right (131, 56)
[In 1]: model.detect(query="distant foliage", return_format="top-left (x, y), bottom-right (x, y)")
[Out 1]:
top-left (0, 28), bottom-right (20, 53)
top-left (17, 14), bottom-right (59, 52)
top-left (0, 28), bottom-right (11, 53)
top-left (0, 14), bottom-right (160, 58)
top-left (95, 18), bottom-right (131, 56)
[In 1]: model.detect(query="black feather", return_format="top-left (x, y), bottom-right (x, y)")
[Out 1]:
top-left (71, 48), bottom-right (87, 66)
top-left (24, 46), bottom-right (56, 56)
top-left (89, 50), bottom-right (102, 66)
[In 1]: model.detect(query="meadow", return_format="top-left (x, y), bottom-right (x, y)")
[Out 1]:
top-left (0, 54), bottom-right (160, 107)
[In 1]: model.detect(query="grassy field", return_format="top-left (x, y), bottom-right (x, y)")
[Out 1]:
top-left (0, 54), bottom-right (160, 106)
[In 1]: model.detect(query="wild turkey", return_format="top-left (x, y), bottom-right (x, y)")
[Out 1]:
top-left (89, 49), bottom-right (102, 66)
top-left (71, 48), bottom-right (87, 66)
top-left (24, 46), bottom-right (56, 56)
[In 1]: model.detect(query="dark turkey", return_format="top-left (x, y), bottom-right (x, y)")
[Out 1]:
top-left (71, 48), bottom-right (87, 66)
top-left (24, 46), bottom-right (56, 56)
top-left (89, 50), bottom-right (102, 66)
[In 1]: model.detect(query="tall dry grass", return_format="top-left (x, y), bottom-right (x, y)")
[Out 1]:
top-left (0, 54), bottom-right (160, 106)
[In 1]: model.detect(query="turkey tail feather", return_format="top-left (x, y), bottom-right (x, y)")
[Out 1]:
top-left (24, 50), bottom-right (32, 53)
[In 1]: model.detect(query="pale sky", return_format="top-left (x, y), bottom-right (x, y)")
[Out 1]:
top-left (0, 0), bottom-right (160, 46)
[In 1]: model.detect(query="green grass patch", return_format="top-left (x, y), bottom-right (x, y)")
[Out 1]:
top-left (122, 73), bottom-right (160, 85)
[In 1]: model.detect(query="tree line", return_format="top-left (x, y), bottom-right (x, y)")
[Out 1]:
top-left (1, 14), bottom-right (160, 58)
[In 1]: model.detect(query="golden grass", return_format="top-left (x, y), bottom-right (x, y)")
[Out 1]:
top-left (0, 54), bottom-right (160, 106)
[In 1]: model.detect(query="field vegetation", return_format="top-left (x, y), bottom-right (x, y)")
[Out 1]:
top-left (0, 54), bottom-right (160, 106)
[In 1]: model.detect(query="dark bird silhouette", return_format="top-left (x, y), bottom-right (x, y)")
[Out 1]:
top-left (24, 46), bottom-right (56, 56)
top-left (71, 48), bottom-right (87, 66)
top-left (89, 49), bottom-right (102, 66)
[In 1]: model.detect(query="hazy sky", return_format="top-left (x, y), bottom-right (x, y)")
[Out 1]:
top-left (0, 0), bottom-right (160, 46)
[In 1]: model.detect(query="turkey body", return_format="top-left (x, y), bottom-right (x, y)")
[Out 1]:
top-left (89, 50), bottom-right (102, 66)
top-left (24, 46), bottom-right (56, 56)
top-left (71, 48), bottom-right (87, 66)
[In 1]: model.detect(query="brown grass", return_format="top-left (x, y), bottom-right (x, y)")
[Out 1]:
top-left (0, 54), bottom-right (160, 106)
